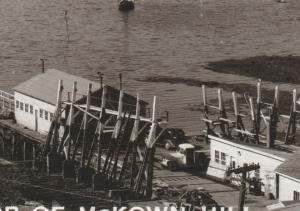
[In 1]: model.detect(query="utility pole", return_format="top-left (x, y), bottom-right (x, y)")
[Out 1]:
top-left (227, 163), bottom-right (260, 211)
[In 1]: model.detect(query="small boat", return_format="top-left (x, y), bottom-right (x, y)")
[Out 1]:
top-left (119, 0), bottom-right (135, 11)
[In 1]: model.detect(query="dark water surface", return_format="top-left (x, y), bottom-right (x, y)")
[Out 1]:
top-left (0, 0), bottom-right (300, 134)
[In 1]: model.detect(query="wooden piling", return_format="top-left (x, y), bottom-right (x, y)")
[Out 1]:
top-left (23, 139), bottom-right (26, 161)
top-left (255, 79), bottom-right (262, 144)
top-left (285, 89), bottom-right (297, 144)
top-left (67, 81), bottom-right (77, 159)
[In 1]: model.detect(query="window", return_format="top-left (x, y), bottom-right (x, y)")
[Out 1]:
top-left (40, 109), bottom-right (43, 118)
top-left (215, 150), bottom-right (220, 163)
top-left (20, 102), bottom-right (24, 111)
top-left (45, 111), bottom-right (48, 120)
top-left (50, 113), bottom-right (54, 121)
top-left (30, 105), bottom-right (33, 114)
top-left (221, 152), bottom-right (226, 165)
top-left (294, 191), bottom-right (300, 200)
top-left (25, 104), bottom-right (29, 112)
top-left (16, 100), bottom-right (19, 109)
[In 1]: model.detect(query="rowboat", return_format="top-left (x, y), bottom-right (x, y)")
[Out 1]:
top-left (119, 0), bottom-right (135, 11)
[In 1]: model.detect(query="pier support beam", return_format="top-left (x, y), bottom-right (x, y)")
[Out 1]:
top-left (77, 83), bottom-right (95, 184)
top-left (63, 81), bottom-right (77, 180)
top-left (23, 139), bottom-right (26, 161)
top-left (92, 86), bottom-right (108, 190)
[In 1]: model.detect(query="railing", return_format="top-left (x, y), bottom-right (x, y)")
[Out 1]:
top-left (0, 90), bottom-right (14, 113)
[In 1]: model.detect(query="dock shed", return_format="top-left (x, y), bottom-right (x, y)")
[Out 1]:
top-left (206, 135), bottom-right (298, 198)
top-left (13, 69), bottom-right (147, 135)
top-left (276, 153), bottom-right (300, 201)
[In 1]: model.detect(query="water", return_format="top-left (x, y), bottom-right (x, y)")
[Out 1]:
top-left (0, 0), bottom-right (300, 134)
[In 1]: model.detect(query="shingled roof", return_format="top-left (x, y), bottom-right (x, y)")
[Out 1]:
top-left (13, 69), bottom-right (100, 105)
top-left (276, 152), bottom-right (300, 181)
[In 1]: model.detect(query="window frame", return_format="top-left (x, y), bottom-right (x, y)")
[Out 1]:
top-left (294, 191), bottom-right (300, 200)
top-left (30, 105), bottom-right (33, 114)
top-left (20, 102), bottom-right (24, 111)
top-left (50, 113), bottom-right (54, 121)
top-left (215, 150), bottom-right (220, 163)
top-left (16, 100), bottom-right (19, 109)
top-left (25, 104), bottom-right (29, 112)
top-left (45, 111), bottom-right (49, 120)
top-left (40, 109), bottom-right (43, 118)
top-left (221, 152), bottom-right (226, 165)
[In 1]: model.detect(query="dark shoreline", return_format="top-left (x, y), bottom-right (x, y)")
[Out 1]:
top-left (204, 55), bottom-right (300, 84)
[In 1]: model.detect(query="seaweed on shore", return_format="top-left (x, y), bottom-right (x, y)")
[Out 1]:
top-left (204, 55), bottom-right (300, 84)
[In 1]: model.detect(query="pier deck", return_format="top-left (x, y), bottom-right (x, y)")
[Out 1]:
top-left (0, 118), bottom-right (46, 144)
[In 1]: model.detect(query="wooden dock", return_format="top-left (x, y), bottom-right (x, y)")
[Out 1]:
top-left (0, 118), bottom-right (46, 144)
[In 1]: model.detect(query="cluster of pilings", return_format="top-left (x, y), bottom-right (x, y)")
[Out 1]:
top-left (202, 79), bottom-right (300, 147)
top-left (43, 80), bottom-right (164, 200)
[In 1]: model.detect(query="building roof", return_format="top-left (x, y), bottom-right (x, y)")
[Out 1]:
top-left (14, 69), bottom-right (100, 105)
top-left (276, 151), bottom-right (300, 181)
top-left (267, 201), bottom-right (300, 211)
top-left (13, 69), bottom-right (147, 106)
top-left (208, 135), bottom-right (299, 161)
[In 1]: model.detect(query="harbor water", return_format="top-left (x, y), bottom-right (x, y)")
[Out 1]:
top-left (0, 0), bottom-right (300, 134)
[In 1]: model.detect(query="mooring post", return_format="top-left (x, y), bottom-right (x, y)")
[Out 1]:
top-left (77, 83), bottom-right (95, 184)
top-left (92, 86), bottom-right (107, 191)
top-left (63, 81), bottom-right (77, 179)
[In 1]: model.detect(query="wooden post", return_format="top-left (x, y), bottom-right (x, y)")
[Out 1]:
top-left (232, 92), bottom-right (238, 117)
top-left (136, 96), bottom-right (157, 197)
top-left (218, 89), bottom-right (228, 136)
top-left (119, 92), bottom-right (141, 185)
top-left (232, 92), bottom-right (245, 141)
top-left (227, 163), bottom-right (259, 211)
top-left (67, 81), bottom-right (77, 159)
top-left (102, 90), bottom-right (123, 176)
top-left (23, 139), bottom-right (26, 161)
top-left (80, 83), bottom-right (92, 168)
top-left (268, 86), bottom-right (279, 148)
top-left (11, 134), bottom-right (15, 161)
top-left (238, 164), bottom-right (247, 211)
top-left (255, 79), bottom-right (262, 144)
top-left (32, 144), bottom-right (36, 169)
top-left (218, 89), bottom-right (223, 112)
top-left (202, 85), bottom-right (211, 142)
top-left (77, 83), bottom-right (94, 184)
top-left (96, 86), bottom-right (107, 173)
top-left (53, 79), bottom-right (64, 151)
top-left (202, 85), bottom-right (207, 108)
top-left (92, 86), bottom-right (107, 190)
top-left (285, 89), bottom-right (297, 144)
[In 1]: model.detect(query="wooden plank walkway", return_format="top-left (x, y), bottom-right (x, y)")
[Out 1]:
top-left (0, 119), bottom-right (46, 144)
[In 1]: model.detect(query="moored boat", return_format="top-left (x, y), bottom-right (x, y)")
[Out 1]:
top-left (119, 0), bottom-right (135, 11)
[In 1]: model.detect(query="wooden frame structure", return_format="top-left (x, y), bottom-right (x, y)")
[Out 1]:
top-left (202, 79), bottom-right (300, 147)
top-left (43, 80), bottom-right (165, 200)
